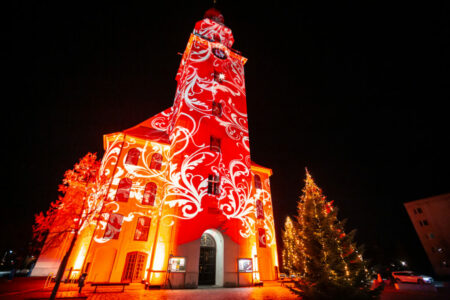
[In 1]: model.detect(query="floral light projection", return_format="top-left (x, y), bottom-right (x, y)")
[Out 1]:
top-left (90, 16), bottom-right (273, 245)
top-left (33, 9), bottom-right (279, 285)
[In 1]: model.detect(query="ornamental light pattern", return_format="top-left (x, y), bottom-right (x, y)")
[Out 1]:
top-left (32, 8), bottom-right (279, 288)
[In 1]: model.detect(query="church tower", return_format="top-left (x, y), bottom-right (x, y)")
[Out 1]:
top-left (32, 8), bottom-right (278, 288)
top-left (159, 8), bottom-right (271, 286)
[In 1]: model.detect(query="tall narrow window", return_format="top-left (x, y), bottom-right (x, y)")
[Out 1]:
top-left (210, 136), bottom-right (221, 152)
top-left (212, 101), bottom-right (223, 117)
top-left (258, 228), bottom-right (266, 248)
top-left (104, 213), bottom-right (124, 240)
top-left (208, 174), bottom-right (220, 195)
top-left (142, 182), bottom-right (157, 206)
top-left (256, 199), bottom-right (264, 219)
top-left (115, 178), bottom-right (132, 202)
top-left (125, 148), bottom-right (140, 165)
top-left (150, 153), bottom-right (163, 170)
top-left (254, 174), bottom-right (262, 190)
top-left (134, 217), bottom-right (151, 241)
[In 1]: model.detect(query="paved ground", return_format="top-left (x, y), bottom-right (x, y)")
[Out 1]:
top-left (0, 281), bottom-right (298, 300)
top-left (1, 278), bottom-right (449, 299)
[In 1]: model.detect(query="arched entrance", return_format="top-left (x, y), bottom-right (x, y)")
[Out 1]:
top-left (198, 229), bottom-right (224, 286)
top-left (198, 233), bottom-right (216, 285)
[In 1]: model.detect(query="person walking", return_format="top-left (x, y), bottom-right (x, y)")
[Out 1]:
top-left (78, 273), bottom-right (87, 293)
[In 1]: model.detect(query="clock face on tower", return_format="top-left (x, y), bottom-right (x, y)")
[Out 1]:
top-left (212, 47), bottom-right (227, 59)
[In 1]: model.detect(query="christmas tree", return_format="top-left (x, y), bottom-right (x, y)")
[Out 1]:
top-left (282, 216), bottom-right (302, 276)
top-left (283, 169), bottom-right (382, 300)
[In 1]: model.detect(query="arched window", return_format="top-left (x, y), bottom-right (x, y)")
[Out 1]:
top-left (256, 199), bottom-right (264, 220)
top-left (212, 101), bottom-right (223, 117)
top-left (210, 136), bottom-right (221, 152)
top-left (104, 213), bottom-right (124, 240)
top-left (115, 178), bottom-right (132, 202)
top-left (142, 182), bottom-right (157, 206)
top-left (254, 174), bottom-right (262, 190)
top-left (134, 217), bottom-right (151, 241)
top-left (200, 233), bottom-right (216, 247)
top-left (125, 148), bottom-right (140, 165)
top-left (258, 228), bottom-right (267, 248)
top-left (150, 153), bottom-right (163, 170)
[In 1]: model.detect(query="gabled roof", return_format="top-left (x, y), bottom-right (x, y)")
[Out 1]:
top-left (124, 126), bottom-right (170, 144)
top-left (251, 161), bottom-right (273, 176)
top-left (122, 107), bottom-right (172, 145)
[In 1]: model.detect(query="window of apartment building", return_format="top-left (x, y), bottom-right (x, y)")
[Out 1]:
top-left (142, 182), bottom-right (157, 206)
top-left (134, 217), bottom-right (151, 241)
top-left (210, 136), bottom-right (221, 152)
top-left (419, 219), bottom-right (429, 227)
top-left (212, 101), bottom-right (223, 117)
top-left (413, 207), bottom-right (423, 214)
top-left (254, 174), bottom-right (262, 190)
top-left (150, 153), bottom-right (163, 170)
top-left (431, 247), bottom-right (444, 254)
top-left (104, 213), bottom-right (124, 240)
top-left (208, 174), bottom-right (220, 195)
top-left (115, 178), bottom-right (132, 202)
top-left (125, 148), bottom-right (140, 165)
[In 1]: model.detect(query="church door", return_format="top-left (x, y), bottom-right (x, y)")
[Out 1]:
top-left (198, 233), bottom-right (216, 285)
top-left (121, 251), bottom-right (147, 282)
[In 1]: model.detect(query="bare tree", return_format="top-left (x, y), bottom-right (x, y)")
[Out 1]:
top-left (33, 153), bottom-right (101, 300)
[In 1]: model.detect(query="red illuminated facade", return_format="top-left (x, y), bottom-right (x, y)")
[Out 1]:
top-left (32, 9), bottom-right (278, 287)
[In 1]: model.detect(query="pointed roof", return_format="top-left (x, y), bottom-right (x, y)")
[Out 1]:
top-left (122, 107), bottom-right (172, 144)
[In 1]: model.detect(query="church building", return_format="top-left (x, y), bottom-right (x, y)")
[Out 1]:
top-left (32, 9), bottom-right (279, 288)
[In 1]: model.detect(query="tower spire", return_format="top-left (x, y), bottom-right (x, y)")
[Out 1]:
top-left (204, 7), bottom-right (224, 24)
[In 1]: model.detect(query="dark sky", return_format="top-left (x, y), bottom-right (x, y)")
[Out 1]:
top-left (3, 1), bottom-right (449, 274)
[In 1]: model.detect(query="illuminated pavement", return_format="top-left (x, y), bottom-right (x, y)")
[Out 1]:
top-left (2, 280), bottom-right (450, 299)
top-left (1, 282), bottom-right (298, 299)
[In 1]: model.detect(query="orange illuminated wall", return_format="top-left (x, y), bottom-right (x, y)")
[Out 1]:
top-left (33, 8), bottom-right (279, 287)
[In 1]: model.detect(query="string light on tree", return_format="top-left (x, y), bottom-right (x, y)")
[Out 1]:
top-left (282, 169), bottom-right (383, 300)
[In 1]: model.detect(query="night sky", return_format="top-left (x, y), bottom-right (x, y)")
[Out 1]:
top-left (3, 1), bottom-right (449, 274)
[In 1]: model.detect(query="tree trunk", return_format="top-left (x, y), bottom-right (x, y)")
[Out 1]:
top-left (49, 233), bottom-right (78, 300)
